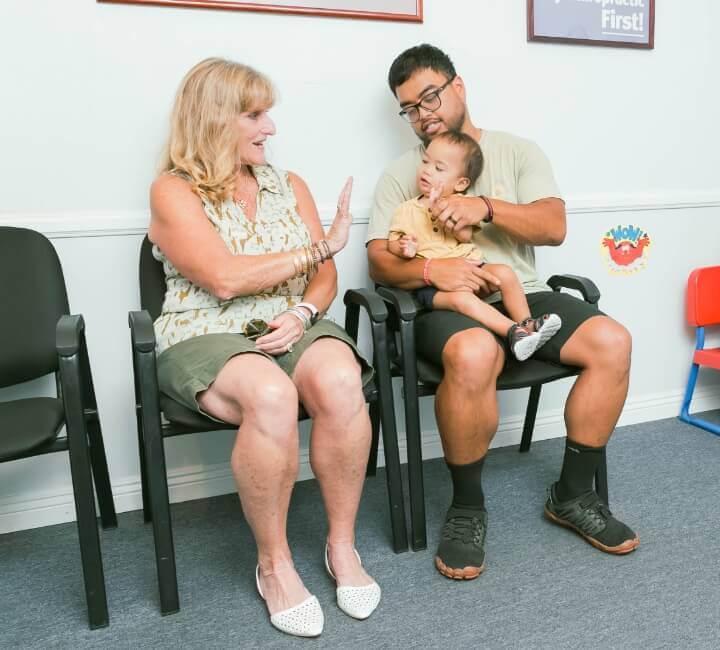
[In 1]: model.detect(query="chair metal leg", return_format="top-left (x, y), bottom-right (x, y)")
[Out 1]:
top-left (86, 414), bottom-right (118, 529)
top-left (141, 417), bottom-right (179, 614)
top-left (75, 338), bottom-right (117, 530)
top-left (59, 353), bottom-right (109, 630)
top-left (136, 407), bottom-right (152, 522)
top-left (366, 400), bottom-right (380, 478)
top-left (678, 362), bottom-right (720, 436)
top-left (399, 320), bottom-right (427, 551)
top-left (519, 385), bottom-right (542, 453)
top-left (371, 320), bottom-right (409, 553)
top-left (679, 362), bottom-right (700, 422)
top-left (131, 333), bottom-right (180, 615)
top-left (595, 448), bottom-right (609, 505)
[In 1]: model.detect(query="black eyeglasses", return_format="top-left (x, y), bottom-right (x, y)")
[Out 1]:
top-left (398, 76), bottom-right (456, 124)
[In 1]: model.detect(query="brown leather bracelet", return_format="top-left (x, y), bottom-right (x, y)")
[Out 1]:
top-left (479, 195), bottom-right (494, 223)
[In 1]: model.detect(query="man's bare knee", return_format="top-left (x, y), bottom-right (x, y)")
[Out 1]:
top-left (442, 328), bottom-right (503, 384)
top-left (567, 317), bottom-right (632, 371)
top-left (594, 321), bottom-right (632, 369)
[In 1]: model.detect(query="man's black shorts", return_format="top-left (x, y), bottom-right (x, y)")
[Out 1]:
top-left (413, 291), bottom-right (605, 366)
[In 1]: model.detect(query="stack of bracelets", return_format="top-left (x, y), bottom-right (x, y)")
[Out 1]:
top-left (291, 239), bottom-right (333, 278)
top-left (284, 305), bottom-right (312, 330)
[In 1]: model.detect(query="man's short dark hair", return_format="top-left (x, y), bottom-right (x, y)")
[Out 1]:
top-left (435, 130), bottom-right (484, 190)
top-left (388, 44), bottom-right (456, 95)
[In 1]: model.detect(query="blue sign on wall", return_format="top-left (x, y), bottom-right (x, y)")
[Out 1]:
top-left (528, 0), bottom-right (654, 49)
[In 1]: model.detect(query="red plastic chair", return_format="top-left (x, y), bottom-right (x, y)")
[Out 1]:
top-left (679, 266), bottom-right (720, 435)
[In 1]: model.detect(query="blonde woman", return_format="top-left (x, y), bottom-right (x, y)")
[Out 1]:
top-left (149, 58), bottom-right (380, 638)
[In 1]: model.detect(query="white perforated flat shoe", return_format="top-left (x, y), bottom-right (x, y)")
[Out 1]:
top-left (255, 565), bottom-right (324, 637)
top-left (324, 545), bottom-right (381, 620)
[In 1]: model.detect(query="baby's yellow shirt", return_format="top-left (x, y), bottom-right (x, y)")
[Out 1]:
top-left (388, 197), bottom-right (485, 261)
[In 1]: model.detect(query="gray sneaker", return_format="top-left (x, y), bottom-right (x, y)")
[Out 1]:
top-left (435, 506), bottom-right (487, 580)
top-left (544, 483), bottom-right (639, 554)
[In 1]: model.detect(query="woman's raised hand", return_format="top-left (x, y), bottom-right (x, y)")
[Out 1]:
top-left (325, 177), bottom-right (353, 256)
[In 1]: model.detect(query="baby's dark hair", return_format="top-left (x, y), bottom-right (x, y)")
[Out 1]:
top-left (434, 130), bottom-right (484, 191)
top-left (388, 44), bottom-right (456, 95)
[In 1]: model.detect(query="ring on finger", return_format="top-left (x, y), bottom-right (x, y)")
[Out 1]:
top-left (446, 217), bottom-right (456, 226)
top-left (286, 342), bottom-right (294, 353)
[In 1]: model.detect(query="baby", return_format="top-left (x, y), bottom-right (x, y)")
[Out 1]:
top-left (387, 130), bottom-right (561, 361)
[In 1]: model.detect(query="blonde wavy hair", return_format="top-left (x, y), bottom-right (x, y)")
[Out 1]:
top-left (159, 57), bottom-right (276, 206)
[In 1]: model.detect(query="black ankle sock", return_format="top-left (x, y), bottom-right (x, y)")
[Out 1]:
top-left (555, 440), bottom-right (605, 502)
top-left (447, 456), bottom-right (486, 510)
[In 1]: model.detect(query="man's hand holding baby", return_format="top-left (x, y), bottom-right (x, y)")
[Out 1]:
top-left (428, 185), bottom-right (478, 242)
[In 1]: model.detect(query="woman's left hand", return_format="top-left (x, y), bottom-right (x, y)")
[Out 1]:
top-left (254, 311), bottom-right (305, 355)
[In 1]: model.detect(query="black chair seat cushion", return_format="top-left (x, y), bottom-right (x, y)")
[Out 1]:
top-left (416, 356), bottom-right (579, 391)
top-left (160, 380), bottom-right (380, 432)
top-left (0, 397), bottom-right (64, 461)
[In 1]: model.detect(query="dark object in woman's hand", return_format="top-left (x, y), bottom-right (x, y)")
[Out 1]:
top-left (244, 319), bottom-right (271, 340)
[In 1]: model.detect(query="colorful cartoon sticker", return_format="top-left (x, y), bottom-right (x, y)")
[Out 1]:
top-left (600, 225), bottom-right (651, 275)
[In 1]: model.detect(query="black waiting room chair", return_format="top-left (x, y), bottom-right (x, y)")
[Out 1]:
top-left (0, 227), bottom-right (117, 629)
top-left (128, 235), bottom-right (408, 616)
top-left (378, 275), bottom-right (609, 551)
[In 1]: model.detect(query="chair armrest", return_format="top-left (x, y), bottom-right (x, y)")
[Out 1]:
top-left (129, 310), bottom-right (157, 352)
top-left (343, 288), bottom-right (388, 344)
top-left (56, 313), bottom-right (102, 420)
top-left (343, 288), bottom-right (388, 323)
top-left (56, 314), bottom-right (85, 356)
top-left (376, 286), bottom-right (418, 322)
top-left (547, 274), bottom-right (601, 305)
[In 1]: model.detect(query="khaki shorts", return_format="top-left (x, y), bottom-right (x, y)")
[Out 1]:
top-left (157, 319), bottom-right (373, 422)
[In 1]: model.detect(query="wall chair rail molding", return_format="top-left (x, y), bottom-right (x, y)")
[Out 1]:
top-left (97, 0), bottom-right (423, 22)
top-left (4, 190), bottom-right (720, 239)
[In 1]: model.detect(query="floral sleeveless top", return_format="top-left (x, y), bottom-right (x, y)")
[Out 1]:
top-left (153, 165), bottom-right (312, 354)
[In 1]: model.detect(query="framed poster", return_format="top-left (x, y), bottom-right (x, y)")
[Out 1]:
top-left (527, 0), bottom-right (654, 49)
top-left (97, 0), bottom-right (423, 22)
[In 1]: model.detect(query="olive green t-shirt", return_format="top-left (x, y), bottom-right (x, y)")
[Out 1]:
top-left (367, 130), bottom-right (563, 301)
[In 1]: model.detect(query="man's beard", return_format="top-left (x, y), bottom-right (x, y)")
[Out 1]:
top-left (418, 109), bottom-right (466, 146)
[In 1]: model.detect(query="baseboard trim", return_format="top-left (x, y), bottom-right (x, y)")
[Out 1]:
top-left (2, 386), bottom-right (718, 534)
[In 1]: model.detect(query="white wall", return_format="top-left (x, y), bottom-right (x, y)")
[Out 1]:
top-left (1, 0), bottom-right (719, 533)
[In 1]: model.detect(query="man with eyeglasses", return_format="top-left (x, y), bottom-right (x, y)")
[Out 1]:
top-left (366, 44), bottom-right (638, 580)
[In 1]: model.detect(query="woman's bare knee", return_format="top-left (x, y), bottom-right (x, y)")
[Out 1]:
top-left (295, 342), bottom-right (365, 418)
top-left (199, 354), bottom-right (299, 437)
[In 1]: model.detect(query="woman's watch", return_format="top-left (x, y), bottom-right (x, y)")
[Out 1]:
top-left (296, 301), bottom-right (320, 325)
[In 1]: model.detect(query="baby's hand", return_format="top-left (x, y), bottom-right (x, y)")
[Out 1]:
top-left (399, 235), bottom-right (418, 258)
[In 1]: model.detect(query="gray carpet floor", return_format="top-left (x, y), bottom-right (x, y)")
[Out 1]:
top-left (2, 413), bottom-right (719, 649)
